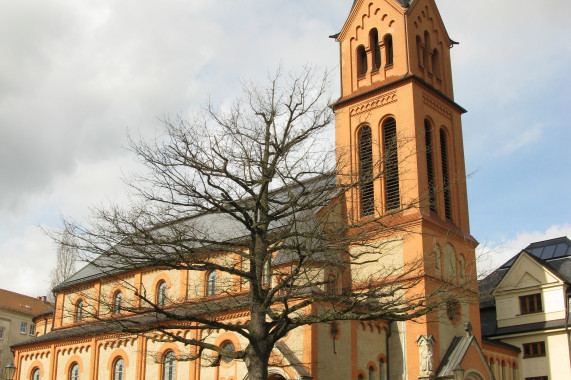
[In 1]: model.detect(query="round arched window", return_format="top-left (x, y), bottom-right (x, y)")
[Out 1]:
top-left (32, 368), bottom-right (40, 380)
top-left (75, 300), bottom-right (84, 322)
top-left (113, 358), bottom-right (125, 380)
top-left (157, 281), bottom-right (167, 306)
top-left (69, 363), bottom-right (79, 380)
top-left (113, 291), bottom-right (122, 314)
top-left (163, 351), bottom-right (176, 380)
top-left (221, 341), bottom-right (236, 363)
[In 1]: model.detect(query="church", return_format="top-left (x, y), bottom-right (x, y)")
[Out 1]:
top-left (12, 1), bottom-right (520, 379)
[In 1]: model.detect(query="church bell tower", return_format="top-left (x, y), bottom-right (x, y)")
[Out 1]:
top-left (333, 1), bottom-right (482, 378)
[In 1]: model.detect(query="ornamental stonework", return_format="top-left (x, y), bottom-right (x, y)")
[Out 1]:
top-left (422, 93), bottom-right (452, 120)
top-left (349, 91), bottom-right (397, 116)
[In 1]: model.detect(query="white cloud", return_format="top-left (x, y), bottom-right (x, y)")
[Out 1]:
top-left (477, 224), bottom-right (571, 276)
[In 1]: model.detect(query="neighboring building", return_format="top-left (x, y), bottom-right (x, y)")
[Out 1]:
top-left (480, 237), bottom-right (571, 380)
top-left (12, 1), bottom-right (516, 380)
top-left (0, 289), bottom-right (52, 379)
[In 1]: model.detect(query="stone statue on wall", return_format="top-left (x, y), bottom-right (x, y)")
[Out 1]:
top-left (417, 335), bottom-right (436, 375)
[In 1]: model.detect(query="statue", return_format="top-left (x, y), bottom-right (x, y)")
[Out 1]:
top-left (417, 335), bottom-right (435, 375)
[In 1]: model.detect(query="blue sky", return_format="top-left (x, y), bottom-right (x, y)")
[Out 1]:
top-left (0, 0), bottom-right (569, 295)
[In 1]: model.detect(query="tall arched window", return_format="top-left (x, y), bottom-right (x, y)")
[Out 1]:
top-left (370, 29), bottom-right (381, 70)
top-left (368, 366), bottom-right (374, 380)
top-left (439, 128), bottom-right (452, 220)
top-left (379, 358), bottom-right (387, 380)
top-left (423, 31), bottom-right (431, 72)
top-left (75, 300), bottom-right (84, 322)
top-left (157, 281), bottom-right (167, 306)
top-left (383, 34), bottom-right (393, 66)
top-left (32, 368), bottom-right (40, 380)
top-left (113, 358), bottom-right (125, 380)
top-left (113, 291), bottom-right (122, 314)
top-left (357, 45), bottom-right (367, 76)
top-left (358, 125), bottom-right (374, 217)
top-left (416, 35), bottom-right (424, 68)
top-left (163, 351), bottom-right (176, 380)
top-left (207, 271), bottom-right (217, 296)
top-left (432, 48), bottom-right (441, 78)
top-left (69, 363), bottom-right (79, 380)
top-left (424, 119), bottom-right (436, 211)
top-left (383, 118), bottom-right (400, 211)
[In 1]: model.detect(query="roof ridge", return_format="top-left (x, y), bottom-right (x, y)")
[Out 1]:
top-left (0, 288), bottom-right (47, 303)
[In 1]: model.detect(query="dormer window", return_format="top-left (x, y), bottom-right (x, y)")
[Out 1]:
top-left (520, 293), bottom-right (542, 314)
top-left (356, 45), bottom-right (367, 77)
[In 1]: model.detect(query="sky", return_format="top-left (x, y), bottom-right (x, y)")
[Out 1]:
top-left (0, 0), bottom-right (569, 297)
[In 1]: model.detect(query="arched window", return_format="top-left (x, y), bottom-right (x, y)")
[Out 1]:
top-left (432, 48), bottom-right (441, 78)
top-left (358, 375), bottom-right (365, 380)
top-left (358, 125), bottom-right (374, 217)
top-left (368, 366), bottom-right (375, 380)
top-left (423, 31), bottom-right (431, 72)
top-left (157, 281), bottom-right (167, 306)
top-left (416, 35), bottom-right (424, 68)
top-left (69, 363), bottom-right (79, 380)
top-left (206, 271), bottom-right (217, 296)
top-left (113, 358), bottom-right (125, 380)
top-left (439, 128), bottom-right (452, 220)
top-left (163, 351), bottom-right (176, 380)
top-left (379, 358), bottom-right (387, 380)
top-left (458, 255), bottom-right (466, 282)
top-left (325, 274), bottom-right (337, 295)
top-left (357, 45), bottom-right (367, 76)
top-left (221, 341), bottom-right (236, 363)
top-left (370, 29), bottom-right (381, 70)
top-left (75, 300), bottom-right (84, 322)
top-left (383, 118), bottom-right (400, 211)
top-left (32, 368), bottom-right (40, 380)
top-left (384, 34), bottom-right (393, 66)
top-left (424, 119), bottom-right (436, 211)
top-left (113, 291), bottom-right (122, 314)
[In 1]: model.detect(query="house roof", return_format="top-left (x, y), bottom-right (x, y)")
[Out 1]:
top-left (0, 288), bottom-right (53, 317)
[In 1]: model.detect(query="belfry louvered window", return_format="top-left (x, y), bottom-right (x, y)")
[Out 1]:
top-left (359, 125), bottom-right (374, 217)
top-left (424, 120), bottom-right (436, 211)
top-left (383, 118), bottom-right (400, 210)
top-left (440, 128), bottom-right (452, 220)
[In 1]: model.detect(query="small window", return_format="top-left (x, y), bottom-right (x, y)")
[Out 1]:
top-left (157, 281), bottom-right (167, 306)
top-left (359, 125), bottom-right (374, 217)
top-left (113, 358), bottom-right (125, 380)
top-left (70, 363), bottom-right (79, 380)
top-left (358, 375), bottom-right (365, 380)
top-left (163, 351), bottom-right (176, 380)
top-left (75, 300), bottom-right (84, 322)
top-left (30, 323), bottom-right (36, 336)
top-left (370, 29), bottom-right (381, 70)
top-left (446, 299), bottom-right (461, 323)
top-left (357, 45), bottom-right (367, 76)
top-left (520, 294), bottom-right (542, 314)
top-left (325, 274), bottom-right (337, 295)
top-left (384, 34), bottom-right (393, 66)
top-left (0, 326), bottom-right (4, 339)
top-left (113, 291), bottom-right (122, 314)
top-left (523, 342), bottom-right (546, 358)
top-left (207, 271), bottom-right (217, 296)
top-left (221, 341), bottom-right (236, 363)
top-left (20, 322), bottom-right (27, 334)
top-left (32, 368), bottom-right (40, 380)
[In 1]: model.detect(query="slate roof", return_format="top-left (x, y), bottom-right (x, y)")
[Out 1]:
top-left (55, 174), bottom-right (339, 291)
top-left (0, 288), bottom-right (53, 317)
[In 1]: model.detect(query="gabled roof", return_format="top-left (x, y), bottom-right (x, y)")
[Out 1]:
top-left (437, 331), bottom-right (494, 379)
top-left (479, 236), bottom-right (571, 308)
top-left (0, 288), bottom-right (53, 317)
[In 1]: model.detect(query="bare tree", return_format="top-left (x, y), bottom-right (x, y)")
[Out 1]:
top-left (57, 67), bottom-right (471, 379)
top-left (48, 226), bottom-right (77, 302)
